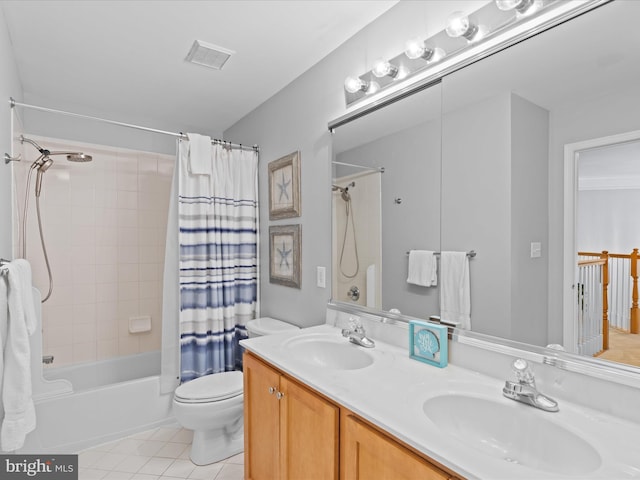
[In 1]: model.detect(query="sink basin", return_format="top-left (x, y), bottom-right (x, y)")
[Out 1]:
top-left (283, 335), bottom-right (374, 370)
top-left (423, 394), bottom-right (601, 476)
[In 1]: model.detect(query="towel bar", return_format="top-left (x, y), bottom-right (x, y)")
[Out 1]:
top-left (405, 250), bottom-right (476, 258)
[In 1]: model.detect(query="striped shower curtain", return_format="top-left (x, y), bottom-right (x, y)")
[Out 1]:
top-left (178, 139), bottom-right (259, 382)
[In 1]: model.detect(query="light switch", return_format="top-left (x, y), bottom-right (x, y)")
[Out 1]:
top-left (316, 266), bottom-right (326, 288)
top-left (531, 242), bottom-right (542, 258)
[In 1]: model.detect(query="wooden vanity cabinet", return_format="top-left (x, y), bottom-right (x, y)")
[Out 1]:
top-left (341, 411), bottom-right (458, 480)
top-left (244, 352), bottom-right (461, 480)
top-left (243, 352), bottom-right (340, 480)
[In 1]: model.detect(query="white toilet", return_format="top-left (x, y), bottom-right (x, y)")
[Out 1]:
top-left (246, 316), bottom-right (300, 338)
top-left (173, 317), bottom-right (299, 465)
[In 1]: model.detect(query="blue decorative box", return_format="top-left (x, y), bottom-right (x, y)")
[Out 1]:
top-left (409, 320), bottom-right (448, 368)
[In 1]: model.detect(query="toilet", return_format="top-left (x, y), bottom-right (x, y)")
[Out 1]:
top-left (246, 316), bottom-right (300, 338)
top-left (173, 317), bottom-right (299, 465)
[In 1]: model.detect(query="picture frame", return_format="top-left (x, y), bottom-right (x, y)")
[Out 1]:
top-left (269, 224), bottom-right (301, 288)
top-left (409, 320), bottom-right (448, 368)
top-left (268, 151), bottom-right (301, 220)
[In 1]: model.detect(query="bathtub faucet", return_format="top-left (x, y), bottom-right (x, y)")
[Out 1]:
top-left (502, 358), bottom-right (558, 412)
top-left (341, 317), bottom-right (375, 348)
top-left (42, 355), bottom-right (54, 364)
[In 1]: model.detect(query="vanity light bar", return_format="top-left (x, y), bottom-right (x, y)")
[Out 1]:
top-left (344, 0), bottom-right (562, 107)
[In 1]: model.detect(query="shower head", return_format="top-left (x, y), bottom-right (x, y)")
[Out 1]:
top-left (21, 136), bottom-right (93, 163)
top-left (67, 153), bottom-right (92, 162)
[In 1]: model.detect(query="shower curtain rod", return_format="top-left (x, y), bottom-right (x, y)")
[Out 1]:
top-left (332, 161), bottom-right (384, 173)
top-left (9, 98), bottom-right (259, 153)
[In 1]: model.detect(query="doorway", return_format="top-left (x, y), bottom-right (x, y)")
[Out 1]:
top-left (564, 130), bottom-right (640, 365)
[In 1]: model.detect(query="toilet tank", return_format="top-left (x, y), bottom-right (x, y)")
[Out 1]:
top-left (246, 317), bottom-right (300, 338)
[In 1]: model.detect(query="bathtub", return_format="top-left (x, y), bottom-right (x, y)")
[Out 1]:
top-left (20, 351), bottom-right (175, 454)
top-left (43, 351), bottom-right (162, 390)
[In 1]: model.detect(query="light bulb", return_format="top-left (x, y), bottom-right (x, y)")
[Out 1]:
top-left (495, 0), bottom-right (534, 14)
top-left (405, 39), bottom-right (445, 63)
top-left (344, 76), bottom-right (368, 94)
top-left (445, 11), bottom-right (478, 40)
top-left (372, 59), bottom-right (399, 78)
top-left (405, 39), bottom-right (427, 60)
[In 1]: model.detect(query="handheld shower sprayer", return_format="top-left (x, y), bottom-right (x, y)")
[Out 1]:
top-left (34, 157), bottom-right (54, 197)
top-left (19, 135), bottom-right (93, 303)
top-left (332, 181), bottom-right (359, 278)
top-left (332, 181), bottom-right (355, 201)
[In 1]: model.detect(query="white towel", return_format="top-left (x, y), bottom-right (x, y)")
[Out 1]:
top-left (407, 250), bottom-right (437, 287)
top-left (0, 275), bottom-right (8, 437)
top-left (440, 251), bottom-right (471, 330)
top-left (1, 260), bottom-right (37, 451)
top-left (366, 264), bottom-right (376, 308)
top-left (186, 133), bottom-right (212, 176)
top-left (11, 260), bottom-right (36, 336)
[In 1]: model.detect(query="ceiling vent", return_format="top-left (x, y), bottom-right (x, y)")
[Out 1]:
top-left (185, 40), bottom-right (234, 70)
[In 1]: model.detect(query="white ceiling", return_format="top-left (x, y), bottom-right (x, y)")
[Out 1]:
top-left (1, 0), bottom-right (398, 135)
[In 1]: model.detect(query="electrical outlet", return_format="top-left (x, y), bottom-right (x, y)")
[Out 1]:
top-left (316, 266), bottom-right (326, 288)
top-left (531, 242), bottom-right (542, 258)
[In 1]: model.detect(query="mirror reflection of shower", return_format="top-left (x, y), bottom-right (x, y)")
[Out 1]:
top-left (332, 181), bottom-right (359, 278)
top-left (331, 167), bottom-right (382, 309)
top-left (19, 135), bottom-right (93, 302)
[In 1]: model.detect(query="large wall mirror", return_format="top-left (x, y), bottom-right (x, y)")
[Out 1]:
top-left (331, 0), bottom-right (640, 372)
top-left (332, 85), bottom-right (441, 319)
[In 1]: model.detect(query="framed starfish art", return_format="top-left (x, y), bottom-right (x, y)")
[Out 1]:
top-left (268, 151), bottom-right (301, 220)
top-left (269, 224), bottom-right (301, 288)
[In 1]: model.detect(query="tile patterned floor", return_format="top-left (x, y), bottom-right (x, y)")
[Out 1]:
top-left (78, 425), bottom-right (244, 480)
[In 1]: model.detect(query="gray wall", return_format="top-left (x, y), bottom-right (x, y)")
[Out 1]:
top-left (0, 6), bottom-right (22, 258)
top-left (547, 83), bottom-right (640, 343)
top-left (2, 0), bottom-right (475, 328)
top-left (224, 1), bottom-right (470, 327)
top-left (441, 92), bottom-right (512, 338)
top-left (510, 94), bottom-right (549, 346)
top-left (337, 117), bottom-right (441, 319)
top-left (441, 92), bottom-right (549, 345)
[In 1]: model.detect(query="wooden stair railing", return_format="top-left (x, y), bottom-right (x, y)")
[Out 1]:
top-left (602, 251), bottom-right (609, 350)
top-left (577, 256), bottom-right (607, 353)
top-left (631, 248), bottom-right (639, 334)
top-left (578, 249), bottom-right (639, 342)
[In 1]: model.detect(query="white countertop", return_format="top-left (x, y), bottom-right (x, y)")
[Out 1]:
top-left (241, 324), bottom-right (640, 480)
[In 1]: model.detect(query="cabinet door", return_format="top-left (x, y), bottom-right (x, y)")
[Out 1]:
top-left (341, 414), bottom-right (451, 480)
top-left (244, 353), bottom-right (281, 480)
top-left (280, 376), bottom-right (340, 480)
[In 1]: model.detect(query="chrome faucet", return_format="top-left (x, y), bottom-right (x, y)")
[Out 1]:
top-left (502, 358), bottom-right (559, 412)
top-left (341, 317), bottom-right (375, 348)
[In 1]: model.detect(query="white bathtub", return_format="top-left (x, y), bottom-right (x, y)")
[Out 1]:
top-left (20, 351), bottom-right (175, 454)
top-left (43, 351), bottom-right (161, 391)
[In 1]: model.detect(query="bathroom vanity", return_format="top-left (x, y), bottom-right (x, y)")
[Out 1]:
top-left (243, 351), bottom-right (458, 480)
top-left (241, 307), bottom-right (640, 480)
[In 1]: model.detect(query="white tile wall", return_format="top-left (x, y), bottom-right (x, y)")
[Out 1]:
top-left (13, 135), bottom-right (174, 368)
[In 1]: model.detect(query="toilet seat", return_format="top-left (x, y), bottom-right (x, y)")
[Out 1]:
top-left (246, 317), bottom-right (300, 337)
top-left (174, 371), bottom-right (243, 404)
